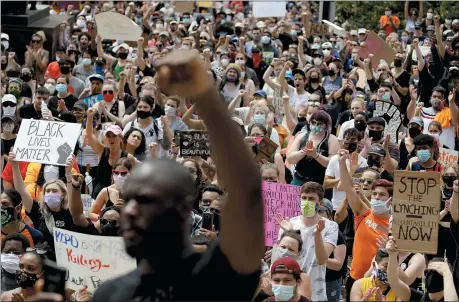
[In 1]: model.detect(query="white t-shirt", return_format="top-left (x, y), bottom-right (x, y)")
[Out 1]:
top-left (325, 154), bottom-right (368, 210)
top-left (338, 119), bottom-right (355, 140)
top-left (288, 85), bottom-right (310, 111)
top-left (421, 108), bottom-right (456, 149)
top-left (278, 216), bottom-right (338, 301)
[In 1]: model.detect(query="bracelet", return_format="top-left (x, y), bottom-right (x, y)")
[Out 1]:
top-left (314, 153), bottom-right (320, 159)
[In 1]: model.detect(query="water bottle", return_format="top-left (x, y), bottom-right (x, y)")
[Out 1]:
top-left (85, 172), bottom-right (93, 196)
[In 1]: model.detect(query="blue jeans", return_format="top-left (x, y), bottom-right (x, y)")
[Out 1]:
top-left (326, 278), bottom-right (342, 302)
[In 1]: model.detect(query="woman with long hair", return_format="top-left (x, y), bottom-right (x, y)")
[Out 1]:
top-left (123, 127), bottom-right (147, 161)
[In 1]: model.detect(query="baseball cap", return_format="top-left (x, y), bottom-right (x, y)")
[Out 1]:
top-left (256, 21), bottom-right (266, 28)
top-left (285, 71), bottom-right (294, 81)
top-left (368, 143), bottom-right (386, 157)
top-left (452, 19), bottom-right (459, 26)
top-left (318, 199), bottom-right (333, 215)
top-left (58, 112), bottom-right (77, 123)
top-left (95, 57), bottom-right (106, 65)
top-left (271, 257), bottom-right (301, 276)
top-left (1, 115), bottom-right (16, 123)
top-left (8, 78), bottom-right (23, 89)
top-left (2, 94), bottom-right (17, 104)
top-left (254, 90), bottom-right (267, 99)
top-left (322, 42), bottom-right (332, 49)
top-left (159, 31), bottom-right (169, 37)
top-left (415, 21), bottom-right (423, 29)
top-left (358, 28), bottom-right (366, 35)
top-left (368, 116), bottom-right (386, 126)
top-left (252, 46), bottom-right (261, 53)
top-left (72, 100), bottom-right (88, 112)
top-left (113, 43), bottom-right (130, 52)
top-left (235, 22), bottom-right (243, 28)
top-left (170, 20), bottom-right (178, 25)
top-left (105, 125), bottom-right (122, 136)
top-left (1, 33), bottom-right (9, 41)
top-left (350, 30), bottom-right (358, 36)
top-left (408, 116), bottom-right (424, 127)
top-left (88, 74), bottom-right (104, 83)
top-left (427, 25), bottom-right (435, 31)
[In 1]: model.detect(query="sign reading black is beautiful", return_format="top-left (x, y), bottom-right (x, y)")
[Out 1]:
top-left (13, 119), bottom-right (81, 166)
top-left (178, 131), bottom-right (211, 157)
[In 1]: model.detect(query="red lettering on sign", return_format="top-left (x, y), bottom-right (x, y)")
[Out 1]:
top-left (66, 248), bottom-right (110, 272)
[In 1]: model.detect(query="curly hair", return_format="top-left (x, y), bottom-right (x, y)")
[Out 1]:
top-left (123, 127), bottom-right (146, 157)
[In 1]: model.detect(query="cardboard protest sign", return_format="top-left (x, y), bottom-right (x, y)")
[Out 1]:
top-left (54, 228), bottom-right (137, 292)
top-left (262, 182), bottom-right (302, 246)
top-left (310, 23), bottom-right (329, 36)
top-left (438, 148), bottom-right (458, 167)
top-left (272, 87), bottom-right (284, 120)
top-left (178, 131), bottom-right (211, 157)
top-left (95, 12), bottom-right (141, 41)
top-left (372, 100), bottom-right (402, 143)
top-left (82, 94), bottom-right (103, 107)
top-left (198, 1), bottom-right (213, 8)
top-left (175, 1), bottom-right (194, 13)
top-left (392, 171), bottom-right (441, 254)
top-left (13, 119), bottom-right (81, 166)
top-left (407, 45), bottom-right (430, 61)
top-left (358, 32), bottom-right (396, 69)
top-left (253, 2), bottom-right (286, 18)
top-left (81, 194), bottom-right (94, 217)
top-left (255, 135), bottom-right (278, 162)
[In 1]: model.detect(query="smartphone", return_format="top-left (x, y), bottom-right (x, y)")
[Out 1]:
top-left (352, 177), bottom-right (361, 184)
top-left (42, 259), bottom-right (66, 297)
top-left (201, 212), bottom-right (214, 230)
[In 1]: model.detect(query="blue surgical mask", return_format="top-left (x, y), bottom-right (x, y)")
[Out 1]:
top-left (370, 199), bottom-right (388, 214)
top-left (382, 92), bottom-right (391, 101)
top-left (272, 284), bottom-right (295, 301)
top-left (94, 65), bottom-right (105, 75)
top-left (310, 125), bottom-right (324, 134)
top-left (352, 79), bottom-right (358, 86)
top-left (55, 83), bottom-right (67, 93)
top-left (82, 58), bottom-right (92, 66)
top-left (253, 114), bottom-right (266, 125)
top-left (416, 149), bottom-right (431, 162)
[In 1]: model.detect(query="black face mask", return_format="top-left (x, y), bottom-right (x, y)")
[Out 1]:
top-left (346, 142), bottom-right (358, 153)
top-left (442, 176), bottom-right (457, 188)
top-left (235, 28), bottom-right (242, 36)
top-left (20, 74), bottom-right (32, 82)
top-left (1, 62), bottom-right (7, 70)
top-left (6, 71), bottom-right (20, 78)
top-left (394, 58), bottom-right (403, 67)
top-left (101, 220), bottom-right (120, 236)
top-left (297, 116), bottom-right (307, 123)
top-left (368, 129), bottom-right (383, 141)
top-left (59, 66), bottom-right (71, 74)
top-left (450, 69), bottom-right (458, 78)
top-left (118, 52), bottom-right (128, 59)
top-left (367, 157), bottom-right (382, 168)
top-left (328, 70), bottom-right (336, 77)
top-left (137, 110), bottom-right (151, 119)
top-left (408, 127), bottom-right (422, 139)
top-left (355, 121), bottom-right (367, 132)
top-left (310, 77), bottom-right (319, 83)
top-left (213, 214), bottom-right (221, 231)
top-left (16, 270), bottom-right (39, 289)
top-left (425, 270), bottom-right (444, 293)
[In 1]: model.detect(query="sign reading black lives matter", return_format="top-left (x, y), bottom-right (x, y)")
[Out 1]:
top-left (13, 119), bottom-right (81, 166)
top-left (178, 131), bottom-right (211, 157)
top-left (392, 171), bottom-right (441, 254)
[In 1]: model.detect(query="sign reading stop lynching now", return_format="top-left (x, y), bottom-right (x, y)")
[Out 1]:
top-left (392, 171), bottom-right (441, 254)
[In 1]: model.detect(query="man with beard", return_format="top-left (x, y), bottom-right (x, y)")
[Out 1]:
top-left (91, 50), bottom-right (264, 301)
top-left (419, 86), bottom-right (458, 149)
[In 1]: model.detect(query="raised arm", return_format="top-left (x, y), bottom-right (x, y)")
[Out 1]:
top-left (278, 61), bottom-right (292, 94)
top-left (386, 237), bottom-right (412, 302)
top-left (227, 90), bottom-right (245, 114)
top-left (262, 60), bottom-right (281, 90)
top-left (182, 104), bottom-right (205, 130)
top-left (449, 87), bottom-right (459, 126)
top-left (451, 180), bottom-right (458, 223)
top-left (156, 51), bottom-right (263, 274)
top-left (86, 108), bottom-right (105, 157)
top-left (404, 1), bottom-right (410, 20)
top-left (9, 152), bottom-right (34, 213)
top-left (65, 157), bottom-right (89, 227)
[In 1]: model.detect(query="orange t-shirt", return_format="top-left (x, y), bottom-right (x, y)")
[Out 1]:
top-left (379, 15), bottom-right (400, 36)
top-left (350, 208), bottom-right (390, 280)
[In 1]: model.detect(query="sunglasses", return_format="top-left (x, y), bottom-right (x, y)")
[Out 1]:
top-left (322, 48), bottom-right (332, 50)
top-left (100, 218), bottom-right (118, 226)
top-left (26, 247), bottom-right (47, 255)
top-left (310, 121), bottom-right (324, 126)
top-left (309, 101), bottom-right (321, 107)
top-left (103, 90), bottom-right (114, 95)
top-left (2, 101), bottom-right (16, 107)
top-left (200, 36), bottom-right (208, 40)
top-left (377, 69), bottom-right (387, 72)
top-left (112, 170), bottom-right (128, 176)
top-left (31, 40), bottom-right (41, 44)
top-left (359, 178), bottom-right (374, 185)
top-left (351, 43), bottom-right (358, 46)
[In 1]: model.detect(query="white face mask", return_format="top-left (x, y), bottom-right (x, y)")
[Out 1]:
top-left (1, 253), bottom-right (20, 274)
top-left (2, 122), bottom-right (14, 132)
top-left (164, 105), bottom-right (176, 116)
top-left (235, 59), bottom-right (246, 66)
top-left (323, 50), bottom-right (331, 57)
top-left (1, 41), bottom-right (9, 50)
top-left (44, 165), bottom-right (59, 182)
top-left (76, 19), bottom-right (86, 28)
top-left (156, 23), bottom-right (163, 29)
top-left (385, 11), bottom-right (392, 16)
top-left (44, 192), bottom-right (62, 209)
top-left (426, 13), bottom-right (433, 19)
top-left (2, 107), bottom-right (16, 116)
top-left (313, 57), bottom-right (323, 66)
top-left (113, 174), bottom-right (127, 188)
top-left (44, 83), bottom-right (56, 94)
top-left (240, 71), bottom-right (246, 79)
top-left (220, 58), bottom-right (229, 67)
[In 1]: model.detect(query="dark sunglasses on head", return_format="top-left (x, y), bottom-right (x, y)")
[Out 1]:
top-left (31, 40), bottom-right (41, 44)
top-left (103, 90), bottom-right (114, 95)
top-left (2, 101), bottom-right (16, 107)
top-left (112, 170), bottom-right (128, 176)
top-left (26, 247), bottom-right (47, 255)
top-left (100, 218), bottom-right (118, 226)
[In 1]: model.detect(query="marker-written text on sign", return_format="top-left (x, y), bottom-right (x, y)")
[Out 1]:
top-left (179, 131), bottom-right (211, 157)
top-left (392, 171), bottom-right (441, 254)
top-left (262, 182), bottom-right (301, 246)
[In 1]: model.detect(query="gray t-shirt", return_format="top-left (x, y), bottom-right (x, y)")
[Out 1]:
top-left (73, 64), bottom-right (93, 83)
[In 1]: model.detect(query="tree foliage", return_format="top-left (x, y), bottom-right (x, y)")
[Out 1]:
top-left (335, 1), bottom-right (459, 31)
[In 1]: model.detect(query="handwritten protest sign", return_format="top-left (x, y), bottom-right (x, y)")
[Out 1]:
top-left (272, 87), bottom-right (284, 121)
top-left (82, 94), bottom-right (103, 107)
top-left (392, 171), bottom-right (441, 254)
top-left (311, 23), bottom-right (329, 36)
top-left (372, 100), bottom-right (402, 143)
top-left (13, 119), bottom-right (81, 166)
top-left (95, 12), bottom-right (141, 41)
top-left (54, 228), bottom-right (136, 292)
top-left (253, 1), bottom-right (286, 18)
top-left (358, 31), bottom-right (396, 69)
top-left (255, 136), bottom-right (278, 162)
top-left (438, 148), bottom-right (458, 167)
top-left (179, 131), bottom-right (211, 157)
top-left (263, 182), bottom-right (302, 246)
top-left (81, 194), bottom-right (94, 217)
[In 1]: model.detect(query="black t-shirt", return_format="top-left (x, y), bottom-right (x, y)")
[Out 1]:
top-left (326, 230), bottom-right (347, 281)
top-left (2, 137), bottom-right (16, 167)
top-left (91, 242), bottom-right (260, 302)
top-left (74, 219), bottom-right (101, 236)
top-left (410, 288), bottom-right (444, 302)
top-left (19, 103), bottom-right (59, 120)
top-left (337, 110), bottom-right (352, 127)
top-left (48, 94), bottom-right (79, 112)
